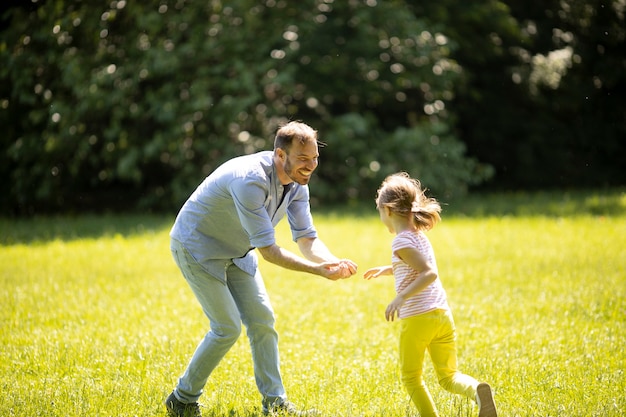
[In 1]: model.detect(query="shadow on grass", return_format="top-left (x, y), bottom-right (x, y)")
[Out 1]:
top-left (443, 188), bottom-right (626, 218)
top-left (2, 189), bottom-right (624, 245)
top-left (0, 213), bottom-right (174, 245)
top-left (316, 188), bottom-right (626, 218)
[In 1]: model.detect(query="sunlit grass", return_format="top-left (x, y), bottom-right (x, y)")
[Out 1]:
top-left (1, 191), bottom-right (624, 416)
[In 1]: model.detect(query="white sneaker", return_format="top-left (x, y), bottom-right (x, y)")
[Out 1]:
top-left (476, 382), bottom-right (498, 417)
top-left (262, 400), bottom-right (318, 416)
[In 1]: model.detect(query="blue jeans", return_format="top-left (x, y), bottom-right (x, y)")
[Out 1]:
top-left (170, 239), bottom-right (286, 407)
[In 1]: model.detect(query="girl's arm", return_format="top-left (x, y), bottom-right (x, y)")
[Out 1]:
top-left (363, 265), bottom-right (393, 280)
top-left (385, 247), bottom-right (438, 321)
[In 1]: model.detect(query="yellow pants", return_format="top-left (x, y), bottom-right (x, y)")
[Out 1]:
top-left (399, 309), bottom-right (478, 417)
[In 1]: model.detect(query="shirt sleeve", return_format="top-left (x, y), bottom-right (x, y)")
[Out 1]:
top-left (392, 233), bottom-right (413, 254)
top-left (287, 185), bottom-right (317, 241)
top-left (392, 231), bottom-right (436, 269)
top-left (229, 176), bottom-right (276, 248)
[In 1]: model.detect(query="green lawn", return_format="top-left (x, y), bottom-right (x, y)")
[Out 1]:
top-left (1, 190), bottom-right (625, 416)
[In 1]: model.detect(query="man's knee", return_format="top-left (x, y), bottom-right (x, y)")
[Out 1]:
top-left (209, 322), bottom-right (242, 345)
top-left (242, 304), bottom-right (276, 331)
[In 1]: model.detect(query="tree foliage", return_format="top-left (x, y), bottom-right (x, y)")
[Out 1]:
top-left (422, 0), bottom-right (626, 189)
top-left (1, 0), bottom-right (623, 215)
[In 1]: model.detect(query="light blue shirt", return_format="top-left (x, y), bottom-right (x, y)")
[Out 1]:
top-left (170, 151), bottom-right (318, 283)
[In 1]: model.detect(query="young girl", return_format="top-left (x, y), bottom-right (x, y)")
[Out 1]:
top-left (363, 172), bottom-right (497, 417)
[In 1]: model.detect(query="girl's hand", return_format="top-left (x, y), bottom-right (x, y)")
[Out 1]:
top-left (385, 295), bottom-right (405, 321)
top-left (363, 265), bottom-right (391, 280)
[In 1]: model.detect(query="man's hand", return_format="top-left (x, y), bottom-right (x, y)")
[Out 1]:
top-left (320, 259), bottom-right (357, 280)
top-left (339, 259), bottom-right (358, 275)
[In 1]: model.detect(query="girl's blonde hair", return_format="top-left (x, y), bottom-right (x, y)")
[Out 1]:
top-left (376, 172), bottom-right (441, 230)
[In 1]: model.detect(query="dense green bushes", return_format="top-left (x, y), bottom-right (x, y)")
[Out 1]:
top-left (1, 0), bottom-right (623, 215)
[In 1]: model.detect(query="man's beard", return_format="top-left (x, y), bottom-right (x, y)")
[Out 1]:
top-left (284, 159), bottom-right (311, 185)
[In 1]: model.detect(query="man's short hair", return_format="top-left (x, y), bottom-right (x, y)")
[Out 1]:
top-left (274, 121), bottom-right (318, 153)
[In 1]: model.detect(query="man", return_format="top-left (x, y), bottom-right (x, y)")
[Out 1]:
top-left (165, 121), bottom-right (358, 417)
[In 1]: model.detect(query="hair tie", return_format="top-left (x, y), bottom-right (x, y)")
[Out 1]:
top-left (411, 201), bottom-right (420, 213)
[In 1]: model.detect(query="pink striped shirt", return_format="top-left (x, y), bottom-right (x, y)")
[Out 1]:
top-left (392, 230), bottom-right (449, 319)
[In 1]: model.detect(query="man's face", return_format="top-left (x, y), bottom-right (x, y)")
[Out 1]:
top-left (282, 140), bottom-right (319, 185)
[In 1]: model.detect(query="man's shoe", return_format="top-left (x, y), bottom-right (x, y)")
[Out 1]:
top-left (165, 391), bottom-right (202, 417)
top-left (476, 382), bottom-right (497, 417)
top-left (262, 400), bottom-right (318, 416)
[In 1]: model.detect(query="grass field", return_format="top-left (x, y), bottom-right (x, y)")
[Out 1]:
top-left (1, 190), bottom-right (625, 416)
